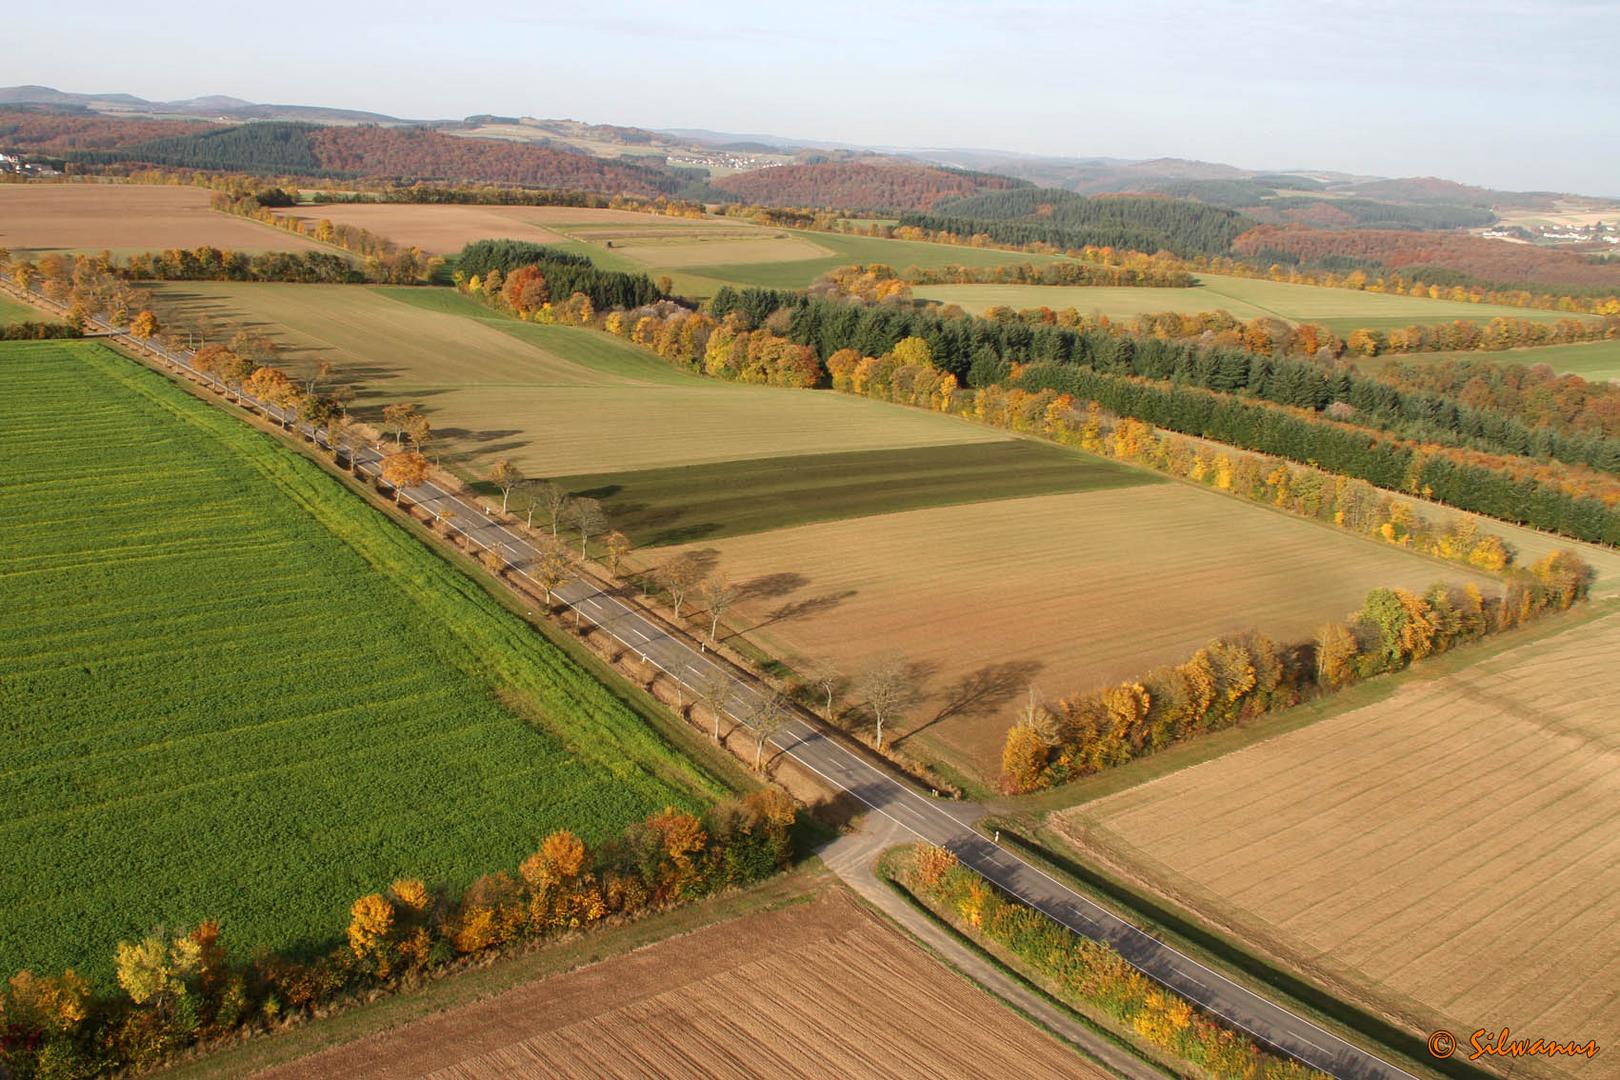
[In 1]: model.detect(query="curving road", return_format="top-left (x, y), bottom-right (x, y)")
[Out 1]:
top-left (15, 284), bottom-right (1419, 1080)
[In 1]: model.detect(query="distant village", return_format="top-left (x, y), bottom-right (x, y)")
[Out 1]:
top-left (0, 152), bottom-right (59, 176)
top-left (1482, 220), bottom-right (1620, 247)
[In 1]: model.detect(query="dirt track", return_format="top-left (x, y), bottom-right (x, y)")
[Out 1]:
top-left (258, 890), bottom-right (1100, 1079)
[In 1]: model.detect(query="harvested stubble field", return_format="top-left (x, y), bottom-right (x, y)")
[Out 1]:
top-left (260, 888), bottom-right (1101, 1079)
top-left (915, 273), bottom-right (1593, 333)
top-left (553, 439), bottom-right (1153, 546)
top-left (1055, 611), bottom-right (1620, 1073)
top-left (149, 282), bottom-right (1008, 475)
top-left (0, 340), bottom-right (712, 980)
top-left (673, 485), bottom-right (1497, 780)
top-left (282, 203), bottom-right (744, 254)
top-left (0, 183), bottom-right (326, 256)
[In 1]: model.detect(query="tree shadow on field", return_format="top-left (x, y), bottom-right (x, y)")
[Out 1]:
top-left (739, 572), bottom-right (808, 601)
top-left (892, 658), bottom-right (1045, 748)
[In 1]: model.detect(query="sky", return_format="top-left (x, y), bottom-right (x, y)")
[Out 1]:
top-left (10, 0), bottom-right (1619, 194)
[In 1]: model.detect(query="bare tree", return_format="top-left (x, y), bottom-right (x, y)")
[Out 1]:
top-left (655, 553), bottom-right (704, 620)
top-left (696, 668), bottom-right (736, 743)
top-left (303, 358), bottom-right (333, 396)
top-left (488, 458), bottom-right (524, 514)
top-left (858, 655), bottom-right (917, 751)
top-left (569, 497), bottom-right (608, 557)
top-left (806, 663), bottom-right (846, 723)
top-left (743, 690), bottom-right (790, 771)
top-left (697, 573), bottom-right (740, 644)
top-left (537, 482), bottom-right (573, 536)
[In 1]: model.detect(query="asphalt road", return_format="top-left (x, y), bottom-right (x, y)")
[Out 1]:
top-left (26, 286), bottom-right (1419, 1080)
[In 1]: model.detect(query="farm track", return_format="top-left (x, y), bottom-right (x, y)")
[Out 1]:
top-left (6, 280), bottom-right (1426, 1080)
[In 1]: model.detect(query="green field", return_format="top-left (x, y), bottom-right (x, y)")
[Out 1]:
top-left (915, 273), bottom-right (1597, 334)
top-left (0, 340), bottom-right (717, 980)
top-left (149, 283), bottom-right (1009, 477)
top-left (538, 227), bottom-right (1074, 297)
top-left (673, 230), bottom-right (1074, 293)
top-left (551, 440), bottom-right (1157, 546)
top-left (0, 292), bottom-right (46, 325)
top-left (1358, 337), bottom-right (1620, 382)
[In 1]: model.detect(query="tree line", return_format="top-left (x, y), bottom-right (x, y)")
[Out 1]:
top-left (210, 184), bottom-right (439, 283)
top-left (0, 794), bottom-right (797, 1078)
top-left (899, 847), bottom-right (1324, 1079)
top-left (906, 257), bottom-right (1195, 288)
top-left (786, 297), bottom-right (1620, 476)
top-left (1002, 553), bottom-right (1592, 793)
top-left (453, 240), bottom-right (663, 310)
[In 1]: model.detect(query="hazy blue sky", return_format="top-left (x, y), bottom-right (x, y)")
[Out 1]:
top-left (11, 1), bottom-right (1618, 193)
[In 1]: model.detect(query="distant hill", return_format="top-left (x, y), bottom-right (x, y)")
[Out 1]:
top-left (0, 106), bottom-right (217, 151)
top-left (0, 85), bottom-right (405, 125)
top-left (710, 161), bottom-right (1026, 210)
top-left (1232, 224), bottom-right (1620, 290)
top-left (63, 121), bottom-right (683, 193)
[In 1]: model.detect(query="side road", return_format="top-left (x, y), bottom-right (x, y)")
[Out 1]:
top-left (820, 815), bottom-right (1167, 1080)
top-left (9, 283), bottom-right (1420, 1080)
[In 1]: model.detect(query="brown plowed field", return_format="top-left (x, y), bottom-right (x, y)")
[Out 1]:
top-left (676, 486), bottom-right (1495, 779)
top-left (1057, 612), bottom-right (1620, 1073)
top-left (259, 890), bottom-right (1100, 1079)
top-left (0, 185), bottom-right (325, 256)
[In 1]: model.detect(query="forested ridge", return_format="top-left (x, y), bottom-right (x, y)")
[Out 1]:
top-left (64, 122), bottom-right (683, 194)
top-left (0, 107), bottom-right (214, 151)
top-left (711, 161), bottom-right (1025, 210)
top-left (1235, 224), bottom-right (1620, 290)
top-left (899, 188), bottom-right (1255, 257)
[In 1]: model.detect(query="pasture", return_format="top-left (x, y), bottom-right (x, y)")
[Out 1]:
top-left (1359, 337), bottom-right (1620, 382)
top-left (0, 184), bottom-right (326, 257)
top-left (259, 889), bottom-right (1099, 1079)
top-left (0, 340), bottom-right (713, 980)
top-left (915, 273), bottom-right (1594, 333)
top-left (1056, 611), bottom-right (1620, 1066)
top-left (552, 439), bottom-right (1155, 546)
top-left (668, 484), bottom-right (1495, 781)
top-left (0, 291), bottom-right (45, 324)
top-left (675, 229), bottom-right (1075, 293)
top-left (147, 282), bottom-right (1008, 476)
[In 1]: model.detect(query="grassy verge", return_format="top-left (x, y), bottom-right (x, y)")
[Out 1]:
top-left (872, 850), bottom-right (1172, 1078)
top-left (155, 865), bottom-right (833, 1079)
